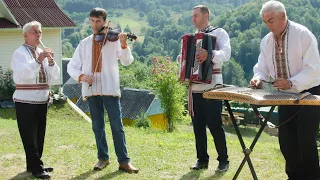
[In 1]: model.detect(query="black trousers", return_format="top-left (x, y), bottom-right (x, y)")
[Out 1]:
top-left (278, 86), bottom-right (320, 180)
top-left (15, 102), bottom-right (48, 174)
top-left (192, 93), bottom-right (228, 163)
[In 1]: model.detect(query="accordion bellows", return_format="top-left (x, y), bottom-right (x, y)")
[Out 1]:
top-left (179, 33), bottom-right (216, 84)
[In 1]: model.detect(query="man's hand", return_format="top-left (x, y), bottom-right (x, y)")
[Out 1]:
top-left (250, 78), bottom-right (262, 89)
top-left (273, 78), bottom-right (291, 90)
top-left (195, 48), bottom-right (208, 64)
top-left (38, 48), bottom-right (54, 62)
top-left (81, 75), bottom-right (94, 85)
top-left (118, 33), bottom-right (127, 47)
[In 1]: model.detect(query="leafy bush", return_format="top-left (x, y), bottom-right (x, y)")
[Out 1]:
top-left (0, 66), bottom-right (15, 99)
top-left (134, 112), bottom-right (150, 129)
top-left (151, 56), bottom-right (187, 132)
top-left (49, 85), bottom-right (67, 105)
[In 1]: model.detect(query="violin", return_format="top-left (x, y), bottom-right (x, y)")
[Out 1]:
top-left (89, 22), bottom-right (137, 89)
top-left (95, 26), bottom-right (137, 43)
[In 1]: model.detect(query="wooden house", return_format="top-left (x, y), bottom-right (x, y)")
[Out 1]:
top-left (0, 0), bottom-right (76, 85)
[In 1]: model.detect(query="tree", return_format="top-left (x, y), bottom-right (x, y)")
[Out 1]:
top-left (168, 39), bottom-right (179, 58)
top-left (69, 32), bottom-right (83, 47)
top-left (116, 22), bottom-right (121, 30)
top-left (119, 61), bottom-right (152, 89)
top-left (59, 0), bottom-right (320, 86)
top-left (124, 24), bottom-right (131, 33)
top-left (63, 1), bottom-right (95, 13)
top-left (62, 40), bottom-right (75, 58)
top-left (115, 12), bottom-right (123, 17)
top-left (222, 59), bottom-right (247, 86)
top-left (139, 12), bottom-right (145, 19)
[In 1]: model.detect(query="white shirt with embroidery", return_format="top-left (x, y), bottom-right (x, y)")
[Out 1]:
top-left (253, 20), bottom-right (320, 93)
top-left (67, 35), bottom-right (134, 98)
top-left (11, 45), bottom-right (60, 104)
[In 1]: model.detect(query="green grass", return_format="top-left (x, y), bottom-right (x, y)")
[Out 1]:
top-left (0, 103), bottom-right (289, 179)
top-left (108, 8), bottom-right (149, 43)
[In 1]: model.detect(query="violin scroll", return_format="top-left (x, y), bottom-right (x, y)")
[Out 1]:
top-left (126, 32), bottom-right (137, 41)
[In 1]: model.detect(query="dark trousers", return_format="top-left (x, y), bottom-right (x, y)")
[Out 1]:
top-left (192, 93), bottom-right (228, 163)
top-left (278, 86), bottom-right (320, 180)
top-left (15, 102), bottom-right (48, 174)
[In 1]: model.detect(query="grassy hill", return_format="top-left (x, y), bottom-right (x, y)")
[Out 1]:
top-left (0, 103), bottom-right (290, 179)
top-left (108, 8), bottom-right (149, 42)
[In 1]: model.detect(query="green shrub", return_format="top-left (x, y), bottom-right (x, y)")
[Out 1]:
top-left (49, 85), bottom-right (67, 105)
top-left (134, 112), bottom-right (151, 129)
top-left (151, 56), bottom-right (187, 132)
top-left (0, 66), bottom-right (15, 99)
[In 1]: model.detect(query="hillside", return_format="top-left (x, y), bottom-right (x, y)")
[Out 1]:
top-left (57, 0), bottom-right (320, 86)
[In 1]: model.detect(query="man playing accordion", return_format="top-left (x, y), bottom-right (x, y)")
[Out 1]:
top-left (178, 5), bottom-right (231, 172)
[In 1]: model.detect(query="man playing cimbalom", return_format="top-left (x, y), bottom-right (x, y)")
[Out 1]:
top-left (11, 21), bottom-right (59, 179)
top-left (178, 5), bottom-right (231, 172)
top-left (67, 8), bottom-right (138, 173)
top-left (250, 1), bottom-right (320, 179)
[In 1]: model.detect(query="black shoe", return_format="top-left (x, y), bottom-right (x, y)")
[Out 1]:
top-left (33, 171), bottom-right (50, 179)
top-left (215, 161), bottom-right (229, 172)
top-left (27, 167), bottom-right (53, 173)
top-left (190, 161), bottom-right (209, 170)
top-left (44, 167), bottom-right (53, 172)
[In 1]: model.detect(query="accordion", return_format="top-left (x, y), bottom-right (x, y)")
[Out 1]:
top-left (179, 33), bottom-right (216, 84)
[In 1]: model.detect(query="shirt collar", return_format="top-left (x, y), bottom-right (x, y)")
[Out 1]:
top-left (198, 24), bottom-right (211, 33)
top-left (23, 43), bottom-right (37, 52)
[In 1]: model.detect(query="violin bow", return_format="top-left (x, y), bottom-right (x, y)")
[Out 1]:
top-left (89, 21), bottom-right (111, 89)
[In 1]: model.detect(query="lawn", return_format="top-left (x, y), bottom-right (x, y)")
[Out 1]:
top-left (108, 8), bottom-right (149, 43)
top-left (0, 103), bottom-right (289, 179)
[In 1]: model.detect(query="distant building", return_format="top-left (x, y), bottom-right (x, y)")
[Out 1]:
top-left (62, 58), bottom-right (72, 85)
top-left (121, 88), bottom-right (167, 130)
top-left (62, 79), bottom-right (168, 130)
top-left (62, 77), bottom-right (81, 103)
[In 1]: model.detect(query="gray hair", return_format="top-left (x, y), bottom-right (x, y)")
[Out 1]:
top-left (23, 21), bottom-right (41, 34)
top-left (260, 0), bottom-right (286, 17)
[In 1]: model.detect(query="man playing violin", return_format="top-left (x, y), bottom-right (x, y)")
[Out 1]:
top-left (67, 7), bottom-right (139, 173)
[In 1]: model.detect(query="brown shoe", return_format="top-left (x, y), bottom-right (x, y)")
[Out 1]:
top-left (93, 160), bottom-right (110, 171)
top-left (119, 162), bottom-right (139, 173)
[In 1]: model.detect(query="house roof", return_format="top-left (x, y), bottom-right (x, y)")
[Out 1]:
top-left (62, 59), bottom-right (71, 85)
top-left (1, 0), bottom-right (76, 28)
top-left (146, 97), bottom-right (164, 116)
top-left (61, 86), bottom-right (164, 118)
top-left (76, 97), bottom-right (90, 113)
top-left (62, 78), bottom-right (81, 99)
top-left (120, 88), bottom-right (156, 120)
top-left (0, 17), bottom-right (18, 28)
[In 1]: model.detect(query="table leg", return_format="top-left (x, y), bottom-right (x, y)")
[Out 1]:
top-left (225, 101), bottom-right (275, 180)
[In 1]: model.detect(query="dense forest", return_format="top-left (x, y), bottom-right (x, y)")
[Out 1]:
top-left (56, 0), bottom-right (320, 87)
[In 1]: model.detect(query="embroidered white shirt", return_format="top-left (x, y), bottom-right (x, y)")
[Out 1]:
top-left (11, 45), bottom-right (60, 104)
top-left (253, 21), bottom-right (320, 93)
top-left (67, 35), bottom-right (134, 98)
